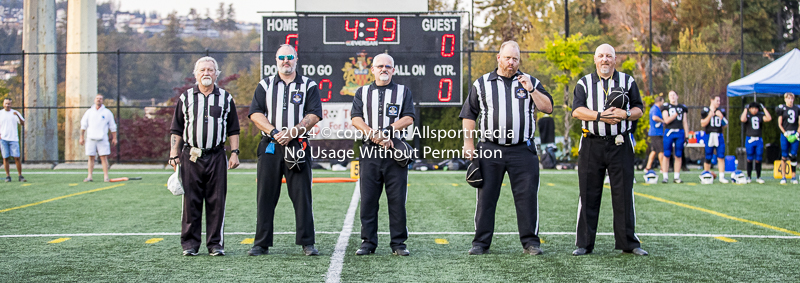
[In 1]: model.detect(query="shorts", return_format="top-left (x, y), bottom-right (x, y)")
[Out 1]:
top-left (745, 137), bottom-right (763, 162)
top-left (663, 129), bottom-right (685, 158)
top-left (780, 132), bottom-right (799, 158)
top-left (703, 133), bottom-right (725, 161)
top-left (0, 140), bottom-right (20, 158)
top-left (85, 139), bottom-right (111, 156)
top-left (648, 136), bottom-right (663, 153)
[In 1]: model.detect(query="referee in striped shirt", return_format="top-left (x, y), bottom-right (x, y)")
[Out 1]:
top-left (247, 44), bottom-right (323, 256)
top-left (169, 56), bottom-right (241, 256)
top-left (571, 44), bottom-right (647, 256)
top-left (460, 41), bottom-right (553, 256)
top-left (351, 53), bottom-right (415, 256)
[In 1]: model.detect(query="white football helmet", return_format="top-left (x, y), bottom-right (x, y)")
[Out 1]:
top-left (730, 170), bottom-right (747, 184)
top-left (700, 171), bottom-right (714, 185)
top-left (643, 170), bottom-right (658, 184)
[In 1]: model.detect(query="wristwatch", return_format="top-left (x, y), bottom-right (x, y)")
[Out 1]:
top-left (230, 149), bottom-right (240, 155)
top-left (626, 110), bottom-right (631, 120)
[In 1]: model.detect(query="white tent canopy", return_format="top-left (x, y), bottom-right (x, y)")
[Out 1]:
top-left (727, 48), bottom-right (800, 97)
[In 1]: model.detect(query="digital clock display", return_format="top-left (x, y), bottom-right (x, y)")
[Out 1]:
top-left (262, 14), bottom-right (462, 106)
top-left (325, 16), bottom-right (399, 44)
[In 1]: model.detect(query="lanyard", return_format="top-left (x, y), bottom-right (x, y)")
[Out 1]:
top-left (282, 82), bottom-right (301, 110)
top-left (601, 79), bottom-right (611, 98)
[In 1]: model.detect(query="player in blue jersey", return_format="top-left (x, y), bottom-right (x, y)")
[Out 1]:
top-left (661, 91), bottom-right (688, 183)
top-left (776, 92), bottom-right (800, 184)
top-left (700, 96), bottom-right (728, 183)
top-left (740, 102), bottom-right (771, 184)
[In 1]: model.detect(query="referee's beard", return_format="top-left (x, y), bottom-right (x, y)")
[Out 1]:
top-left (497, 65), bottom-right (518, 78)
top-left (200, 77), bottom-right (213, 86)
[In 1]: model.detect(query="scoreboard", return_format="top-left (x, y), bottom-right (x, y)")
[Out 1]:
top-left (262, 14), bottom-right (462, 106)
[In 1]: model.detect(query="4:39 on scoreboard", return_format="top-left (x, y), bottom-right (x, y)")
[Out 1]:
top-left (262, 14), bottom-right (463, 106)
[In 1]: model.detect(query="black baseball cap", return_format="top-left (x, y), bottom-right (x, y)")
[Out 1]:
top-left (466, 159), bottom-right (483, 188)
top-left (391, 138), bottom-right (414, 167)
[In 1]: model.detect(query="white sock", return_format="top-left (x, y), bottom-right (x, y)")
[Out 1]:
top-left (663, 173), bottom-right (668, 179)
top-left (674, 172), bottom-right (680, 179)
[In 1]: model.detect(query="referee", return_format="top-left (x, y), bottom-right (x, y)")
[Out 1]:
top-left (351, 53), bottom-right (415, 256)
top-left (248, 44), bottom-right (322, 256)
top-left (460, 41), bottom-right (553, 256)
top-left (571, 44), bottom-right (647, 256)
top-left (169, 56), bottom-right (241, 257)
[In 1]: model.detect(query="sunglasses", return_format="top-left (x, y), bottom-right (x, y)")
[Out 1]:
top-left (277, 55), bottom-right (295, 61)
top-left (373, 65), bottom-right (393, 69)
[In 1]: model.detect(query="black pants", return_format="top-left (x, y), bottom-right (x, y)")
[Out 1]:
top-left (576, 135), bottom-right (640, 251)
top-left (180, 147), bottom-right (227, 252)
top-left (473, 141), bottom-right (541, 250)
top-left (359, 144), bottom-right (408, 250)
top-left (253, 137), bottom-right (315, 248)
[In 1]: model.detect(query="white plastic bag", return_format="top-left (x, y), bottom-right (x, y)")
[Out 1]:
top-left (167, 165), bottom-right (184, 196)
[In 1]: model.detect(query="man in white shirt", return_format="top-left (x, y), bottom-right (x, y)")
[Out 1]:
top-left (80, 94), bottom-right (117, 182)
top-left (0, 98), bottom-right (26, 182)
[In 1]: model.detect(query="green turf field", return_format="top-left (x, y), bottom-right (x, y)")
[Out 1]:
top-left (1, 169), bottom-right (798, 282)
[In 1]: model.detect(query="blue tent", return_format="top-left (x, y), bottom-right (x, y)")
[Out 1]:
top-left (727, 48), bottom-right (800, 97)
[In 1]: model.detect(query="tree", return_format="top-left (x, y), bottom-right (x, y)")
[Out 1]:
top-left (603, 0), bottom-right (674, 96)
top-left (537, 33), bottom-right (598, 158)
top-left (226, 3), bottom-right (235, 22)
top-left (428, 0), bottom-right (461, 12)
top-left (669, 30), bottom-right (732, 132)
top-left (216, 2), bottom-right (226, 22)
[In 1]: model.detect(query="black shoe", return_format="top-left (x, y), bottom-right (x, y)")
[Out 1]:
top-left (18, 176), bottom-right (26, 182)
top-left (355, 247), bottom-right (375, 256)
top-left (572, 248), bottom-right (592, 256)
top-left (209, 248), bottom-right (225, 256)
top-left (523, 245), bottom-right (543, 255)
top-left (303, 245), bottom-right (319, 256)
top-left (248, 246), bottom-right (268, 256)
top-left (468, 245), bottom-right (489, 255)
top-left (182, 248), bottom-right (199, 256)
top-left (674, 178), bottom-right (683, 184)
top-left (4, 176), bottom-right (10, 182)
top-left (661, 178), bottom-right (668, 184)
top-left (623, 247), bottom-right (649, 256)
top-left (392, 248), bottom-right (410, 256)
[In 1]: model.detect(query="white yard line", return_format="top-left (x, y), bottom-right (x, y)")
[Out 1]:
top-left (2, 231), bottom-right (798, 239)
top-left (324, 182), bottom-right (361, 283)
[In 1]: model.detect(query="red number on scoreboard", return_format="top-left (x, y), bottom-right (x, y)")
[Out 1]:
top-left (382, 18), bottom-right (396, 41)
top-left (345, 20), bottom-right (359, 40)
top-left (438, 78), bottom-right (453, 102)
top-left (365, 18), bottom-right (379, 41)
top-left (285, 34), bottom-right (298, 50)
top-left (319, 79), bottom-right (332, 102)
top-left (441, 34), bottom-right (455, 57)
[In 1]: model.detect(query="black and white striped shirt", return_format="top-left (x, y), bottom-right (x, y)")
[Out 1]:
top-left (573, 71), bottom-right (643, 136)
top-left (459, 70), bottom-right (553, 145)
top-left (248, 74), bottom-right (323, 136)
top-left (170, 85), bottom-right (240, 149)
top-left (351, 81), bottom-right (416, 132)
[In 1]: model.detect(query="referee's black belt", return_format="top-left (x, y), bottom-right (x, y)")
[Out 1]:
top-left (184, 143), bottom-right (224, 154)
top-left (584, 133), bottom-right (628, 140)
top-left (483, 140), bottom-right (525, 147)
